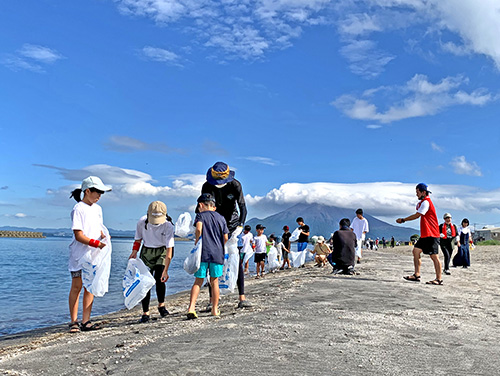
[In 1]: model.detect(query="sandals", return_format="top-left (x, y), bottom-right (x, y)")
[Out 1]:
top-left (186, 311), bottom-right (198, 320)
top-left (80, 321), bottom-right (102, 331)
top-left (426, 279), bottom-right (443, 285)
top-left (403, 274), bottom-right (421, 282)
top-left (212, 309), bottom-right (220, 317)
top-left (69, 322), bottom-right (80, 333)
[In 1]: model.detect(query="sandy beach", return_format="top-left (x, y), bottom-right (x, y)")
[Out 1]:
top-left (1, 245), bottom-right (500, 376)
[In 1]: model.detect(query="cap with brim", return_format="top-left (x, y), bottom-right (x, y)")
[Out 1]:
top-left (318, 236), bottom-right (325, 243)
top-left (443, 213), bottom-right (452, 219)
top-left (197, 193), bottom-right (216, 203)
top-left (244, 225), bottom-right (252, 231)
top-left (256, 224), bottom-right (266, 230)
top-left (416, 182), bottom-right (431, 193)
top-left (147, 201), bottom-right (167, 225)
top-left (81, 176), bottom-right (112, 192)
top-left (206, 162), bottom-right (235, 185)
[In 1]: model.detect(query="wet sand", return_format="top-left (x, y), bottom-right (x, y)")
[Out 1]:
top-left (1, 245), bottom-right (500, 375)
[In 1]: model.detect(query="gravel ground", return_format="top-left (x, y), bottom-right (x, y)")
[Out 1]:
top-left (1, 245), bottom-right (500, 376)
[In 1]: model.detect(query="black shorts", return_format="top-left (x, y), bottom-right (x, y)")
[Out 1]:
top-left (415, 237), bottom-right (440, 255)
top-left (254, 253), bottom-right (266, 263)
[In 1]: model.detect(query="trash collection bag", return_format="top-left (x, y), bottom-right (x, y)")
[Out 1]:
top-left (305, 245), bottom-right (315, 262)
top-left (267, 246), bottom-right (280, 271)
top-left (220, 227), bottom-right (243, 294)
top-left (289, 227), bottom-right (301, 242)
top-left (175, 212), bottom-right (194, 237)
top-left (80, 226), bottom-right (112, 297)
top-left (123, 258), bottom-right (156, 309)
top-left (290, 249), bottom-right (307, 268)
top-left (183, 238), bottom-right (202, 274)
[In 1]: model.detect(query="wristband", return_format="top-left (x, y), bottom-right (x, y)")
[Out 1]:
top-left (401, 219), bottom-right (405, 223)
top-left (132, 241), bottom-right (141, 251)
top-left (89, 239), bottom-right (100, 248)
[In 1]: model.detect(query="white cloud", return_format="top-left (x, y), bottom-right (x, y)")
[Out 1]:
top-left (141, 46), bottom-right (182, 66)
top-left (105, 135), bottom-right (184, 154)
top-left (14, 213), bottom-right (27, 218)
top-left (1, 44), bottom-right (64, 72)
top-left (18, 44), bottom-right (64, 63)
top-left (366, 124), bottom-right (381, 129)
top-left (450, 156), bottom-right (482, 177)
top-left (431, 142), bottom-right (443, 152)
top-left (339, 39), bottom-right (395, 78)
top-left (332, 74), bottom-right (494, 124)
top-left (242, 156), bottom-right (279, 166)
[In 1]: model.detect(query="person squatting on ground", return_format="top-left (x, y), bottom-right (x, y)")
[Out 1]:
top-left (280, 225), bottom-right (291, 269)
top-left (329, 218), bottom-right (357, 275)
top-left (129, 201), bottom-right (174, 323)
top-left (68, 176), bottom-right (112, 333)
top-left (439, 213), bottom-right (458, 275)
top-left (253, 224), bottom-right (268, 278)
top-left (201, 161), bottom-right (252, 308)
top-left (351, 208), bottom-right (369, 264)
top-left (187, 193), bottom-right (228, 319)
top-left (310, 236), bottom-right (331, 267)
top-left (397, 183), bottom-right (443, 285)
top-left (453, 218), bottom-right (473, 268)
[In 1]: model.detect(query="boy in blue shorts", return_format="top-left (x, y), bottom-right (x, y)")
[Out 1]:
top-left (187, 193), bottom-right (229, 319)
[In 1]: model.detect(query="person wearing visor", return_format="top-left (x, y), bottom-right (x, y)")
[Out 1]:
top-left (397, 183), bottom-right (443, 285)
top-left (439, 213), bottom-right (458, 275)
top-left (201, 162), bottom-right (252, 308)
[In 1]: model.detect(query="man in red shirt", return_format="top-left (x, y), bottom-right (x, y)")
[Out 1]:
top-left (396, 183), bottom-right (443, 285)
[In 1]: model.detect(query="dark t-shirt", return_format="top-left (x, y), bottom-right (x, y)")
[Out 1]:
top-left (195, 211), bottom-right (229, 265)
top-left (331, 228), bottom-right (357, 268)
top-left (298, 225), bottom-right (310, 243)
top-left (201, 179), bottom-right (247, 233)
top-left (282, 231), bottom-right (291, 249)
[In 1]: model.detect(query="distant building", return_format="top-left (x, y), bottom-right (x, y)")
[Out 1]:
top-left (475, 227), bottom-right (500, 242)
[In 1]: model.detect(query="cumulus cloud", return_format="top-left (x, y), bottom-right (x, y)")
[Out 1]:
top-left (105, 135), bottom-right (184, 154)
top-left (1, 44), bottom-right (64, 72)
top-left (450, 156), bottom-right (482, 176)
top-left (332, 74), bottom-right (494, 124)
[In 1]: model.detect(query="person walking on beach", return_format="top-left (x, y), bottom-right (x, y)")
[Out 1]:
top-left (239, 225), bottom-right (254, 274)
top-left (280, 225), bottom-right (291, 270)
top-left (453, 218), bottom-right (473, 268)
top-left (253, 224), bottom-right (268, 278)
top-left (201, 162), bottom-right (252, 309)
top-left (296, 217), bottom-right (310, 267)
top-left (330, 218), bottom-right (357, 275)
top-left (351, 209), bottom-right (369, 264)
top-left (129, 201), bottom-right (174, 323)
top-left (187, 193), bottom-right (228, 319)
top-left (397, 183), bottom-right (443, 285)
top-left (68, 176), bottom-right (112, 333)
top-left (439, 213), bottom-right (458, 275)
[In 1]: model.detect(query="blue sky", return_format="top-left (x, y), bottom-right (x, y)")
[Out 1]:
top-left (1, 0), bottom-right (500, 232)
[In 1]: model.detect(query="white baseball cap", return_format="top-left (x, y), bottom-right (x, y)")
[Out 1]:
top-left (81, 176), bottom-right (112, 192)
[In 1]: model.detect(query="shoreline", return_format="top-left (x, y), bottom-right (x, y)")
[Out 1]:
top-left (2, 245), bottom-right (500, 375)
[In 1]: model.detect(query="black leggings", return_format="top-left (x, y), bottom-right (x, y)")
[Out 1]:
top-left (141, 264), bottom-right (166, 312)
top-left (440, 238), bottom-right (453, 270)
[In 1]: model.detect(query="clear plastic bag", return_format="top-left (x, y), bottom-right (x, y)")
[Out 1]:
top-left (183, 237), bottom-right (202, 274)
top-left (220, 227), bottom-right (243, 294)
top-left (122, 258), bottom-right (156, 310)
top-left (175, 212), bottom-right (194, 237)
top-left (289, 227), bottom-right (301, 242)
top-left (80, 226), bottom-right (112, 297)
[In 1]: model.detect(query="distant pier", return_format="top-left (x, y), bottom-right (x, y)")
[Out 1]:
top-left (0, 231), bottom-right (45, 238)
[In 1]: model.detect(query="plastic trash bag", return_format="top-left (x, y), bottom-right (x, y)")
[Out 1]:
top-left (290, 249), bottom-right (307, 268)
top-left (267, 246), bottom-right (280, 271)
top-left (220, 227), bottom-right (243, 294)
top-left (175, 212), bottom-right (194, 238)
top-left (305, 245), bottom-right (315, 262)
top-left (80, 226), bottom-right (112, 297)
top-left (122, 258), bottom-right (156, 310)
top-left (289, 227), bottom-right (301, 242)
top-left (243, 248), bottom-right (254, 265)
top-left (183, 237), bottom-right (202, 274)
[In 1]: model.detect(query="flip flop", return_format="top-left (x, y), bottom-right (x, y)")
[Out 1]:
top-left (186, 311), bottom-right (198, 320)
top-left (403, 274), bottom-right (421, 282)
top-left (212, 309), bottom-right (220, 317)
top-left (426, 279), bottom-right (443, 285)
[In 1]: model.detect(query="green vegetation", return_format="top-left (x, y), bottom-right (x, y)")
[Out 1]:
top-left (476, 240), bottom-right (500, 246)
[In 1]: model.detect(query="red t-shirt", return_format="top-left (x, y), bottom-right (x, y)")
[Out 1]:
top-left (416, 196), bottom-right (440, 238)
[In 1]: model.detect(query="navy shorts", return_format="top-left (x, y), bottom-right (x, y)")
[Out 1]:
top-left (415, 237), bottom-right (440, 255)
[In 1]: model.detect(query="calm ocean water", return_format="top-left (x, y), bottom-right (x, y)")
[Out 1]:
top-left (0, 237), bottom-right (242, 336)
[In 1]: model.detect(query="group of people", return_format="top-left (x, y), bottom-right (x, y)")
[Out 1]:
top-left (66, 165), bottom-right (473, 333)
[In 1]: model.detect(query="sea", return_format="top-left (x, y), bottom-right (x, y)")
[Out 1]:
top-left (0, 237), bottom-right (259, 337)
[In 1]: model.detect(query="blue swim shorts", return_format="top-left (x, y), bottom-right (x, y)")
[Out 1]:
top-left (194, 262), bottom-right (224, 279)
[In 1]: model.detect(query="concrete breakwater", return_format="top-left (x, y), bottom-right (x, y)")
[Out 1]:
top-left (0, 231), bottom-right (45, 238)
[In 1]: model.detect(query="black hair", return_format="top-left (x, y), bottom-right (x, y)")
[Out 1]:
top-left (89, 187), bottom-right (104, 194)
top-left (145, 214), bottom-right (173, 230)
top-left (70, 188), bottom-right (83, 202)
top-left (462, 218), bottom-right (470, 225)
top-left (356, 208), bottom-right (363, 215)
top-left (339, 218), bottom-right (351, 228)
top-left (296, 217), bottom-right (304, 223)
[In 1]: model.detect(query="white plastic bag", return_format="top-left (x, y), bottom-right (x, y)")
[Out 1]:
top-left (80, 226), bottom-right (112, 297)
top-left (220, 227), bottom-right (243, 294)
top-left (267, 246), bottom-right (280, 271)
top-left (175, 212), bottom-right (194, 237)
top-left (290, 249), bottom-right (307, 268)
top-left (305, 245), bottom-right (315, 262)
top-left (122, 258), bottom-right (156, 310)
top-left (289, 227), bottom-right (301, 242)
top-left (183, 238), bottom-right (203, 274)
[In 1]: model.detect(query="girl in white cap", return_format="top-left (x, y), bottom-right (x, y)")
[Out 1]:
top-left (68, 176), bottom-right (112, 333)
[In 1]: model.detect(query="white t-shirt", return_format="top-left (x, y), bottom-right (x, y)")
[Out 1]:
top-left (254, 234), bottom-right (268, 254)
top-left (68, 201), bottom-right (104, 271)
top-left (416, 200), bottom-right (430, 215)
top-left (240, 232), bottom-right (254, 253)
top-left (351, 217), bottom-right (369, 239)
top-left (134, 215), bottom-right (175, 248)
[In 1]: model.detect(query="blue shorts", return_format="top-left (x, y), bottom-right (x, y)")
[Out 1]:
top-left (194, 262), bottom-right (224, 279)
top-left (297, 242), bottom-right (308, 252)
